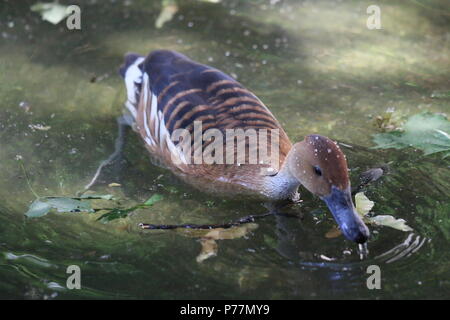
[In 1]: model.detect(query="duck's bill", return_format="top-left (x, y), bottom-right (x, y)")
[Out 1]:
top-left (322, 186), bottom-right (370, 243)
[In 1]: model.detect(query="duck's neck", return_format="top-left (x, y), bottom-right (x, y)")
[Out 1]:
top-left (263, 144), bottom-right (302, 201)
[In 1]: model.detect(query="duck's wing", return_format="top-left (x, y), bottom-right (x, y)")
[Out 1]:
top-left (132, 50), bottom-right (291, 171)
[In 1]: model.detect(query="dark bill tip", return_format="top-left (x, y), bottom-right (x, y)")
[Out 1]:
top-left (322, 186), bottom-right (370, 244)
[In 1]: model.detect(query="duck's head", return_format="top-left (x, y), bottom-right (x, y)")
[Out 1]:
top-left (288, 134), bottom-right (370, 243)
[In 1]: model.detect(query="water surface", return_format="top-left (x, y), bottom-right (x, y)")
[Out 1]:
top-left (0, 0), bottom-right (449, 299)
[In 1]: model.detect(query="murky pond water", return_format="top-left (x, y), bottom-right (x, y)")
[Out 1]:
top-left (0, 0), bottom-right (449, 299)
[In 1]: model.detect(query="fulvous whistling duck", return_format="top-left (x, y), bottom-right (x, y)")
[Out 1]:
top-left (119, 50), bottom-right (370, 243)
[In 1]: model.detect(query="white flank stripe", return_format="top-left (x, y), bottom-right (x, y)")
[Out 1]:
top-left (142, 102), bottom-right (153, 145)
top-left (125, 100), bottom-right (137, 119)
top-left (158, 111), bottom-right (167, 145)
top-left (166, 135), bottom-right (188, 165)
top-left (150, 93), bottom-right (158, 124)
top-left (144, 136), bottom-right (153, 147)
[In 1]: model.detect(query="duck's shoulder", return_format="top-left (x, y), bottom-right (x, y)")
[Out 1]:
top-left (141, 50), bottom-right (288, 134)
top-left (135, 50), bottom-right (292, 175)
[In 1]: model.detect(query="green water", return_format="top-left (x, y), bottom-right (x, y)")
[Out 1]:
top-left (0, 0), bottom-right (449, 299)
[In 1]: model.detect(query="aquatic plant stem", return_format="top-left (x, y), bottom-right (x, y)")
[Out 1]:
top-left (18, 160), bottom-right (40, 199)
top-left (138, 212), bottom-right (299, 230)
top-left (81, 116), bottom-right (128, 195)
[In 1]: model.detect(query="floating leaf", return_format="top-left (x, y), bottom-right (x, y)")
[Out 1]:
top-left (373, 112), bottom-right (450, 157)
top-left (355, 192), bottom-right (375, 217)
top-left (143, 194), bottom-right (164, 206)
top-left (30, 2), bottom-right (70, 25)
top-left (369, 215), bottom-right (413, 232)
top-left (353, 192), bottom-right (413, 232)
top-left (108, 183), bottom-right (121, 188)
top-left (155, 0), bottom-right (178, 29)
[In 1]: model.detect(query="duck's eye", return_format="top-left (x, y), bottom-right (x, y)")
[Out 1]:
top-left (313, 165), bottom-right (322, 176)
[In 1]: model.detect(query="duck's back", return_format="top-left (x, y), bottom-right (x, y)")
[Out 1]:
top-left (123, 50), bottom-right (292, 197)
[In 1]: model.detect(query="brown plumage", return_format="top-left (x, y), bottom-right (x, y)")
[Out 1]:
top-left (119, 50), bottom-right (370, 243)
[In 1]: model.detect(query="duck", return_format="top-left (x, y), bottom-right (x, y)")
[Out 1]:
top-left (119, 49), bottom-right (370, 244)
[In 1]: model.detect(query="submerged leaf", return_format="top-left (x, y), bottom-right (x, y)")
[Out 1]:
top-left (97, 207), bottom-right (134, 222)
top-left (430, 90), bottom-right (450, 99)
top-left (368, 215), bottom-right (413, 232)
top-left (44, 197), bottom-right (93, 213)
top-left (79, 194), bottom-right (115, 200)
top-left (203, 223), bottom-right (258, 240)
top-left (25, 197), bottom-right (93, 218)
top-left (29, 124), bottom-right (51, 131)
top-left (373, 112), bottom-right (450, 157)
top-left (175, 224), bottom-right (258, 262)
top-left (97, 194), bottom-right (164, 222)
top-left (143, 194), bottom-right (164, 206)
top-left (325, 226), bottom-right (342, 239)
top-left (196, 239), bottom-right (218, 263)
top-left (355, 192), bottom-right (375, 217)
top-left (25, 199), bottom-right (52, 218)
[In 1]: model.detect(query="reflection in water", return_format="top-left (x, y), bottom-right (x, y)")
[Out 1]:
top-left (375, 233), bottom-right (429, 264)
top-left (272, 210), bottom-right (430, 297)
top-left (274, 212), bottom-right (428, 265)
